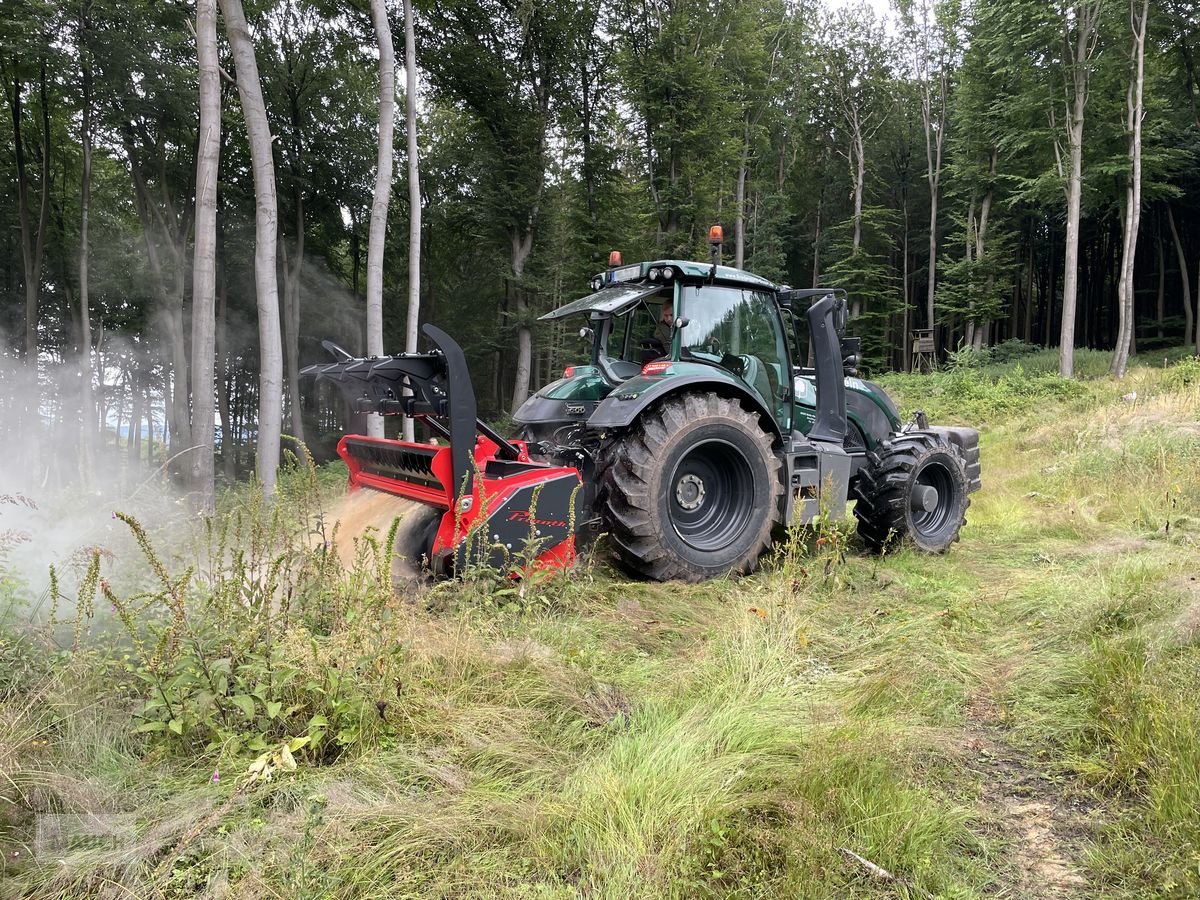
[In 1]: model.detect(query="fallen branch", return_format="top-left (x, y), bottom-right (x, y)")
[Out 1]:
top-left (838, 847), bottom-right (935, 899)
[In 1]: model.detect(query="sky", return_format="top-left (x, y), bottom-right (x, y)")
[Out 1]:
top-left (825, 0), bottom-right (895, 23)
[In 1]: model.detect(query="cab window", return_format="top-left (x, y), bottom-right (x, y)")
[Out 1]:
top-left (679, 286), bottom-right (790, 427)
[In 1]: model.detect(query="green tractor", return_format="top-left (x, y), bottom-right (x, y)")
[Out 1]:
top-left (512, 246), bottom-right (981, 582)
top-left (308, 239), bottom-right (981, 585)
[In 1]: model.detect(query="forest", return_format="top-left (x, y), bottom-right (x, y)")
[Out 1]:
top-left (1, 0), bottom-right (1198, 503)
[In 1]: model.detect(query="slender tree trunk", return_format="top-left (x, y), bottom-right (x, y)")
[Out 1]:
top-left (78, 4), bottom-right (96, 488)
top-left (902, 198), bottom-right (911, 371)
top-left (221, 0), bottom-right (283, 496)
top-left (402, 0), bottom-right (421, 442)
top-left (216, 245), bottom-right (235, 482)
top-left (366, 0), bottom-right (395, 439)
top-left (1059, 3), bottom-right (1102, 378)
top-left (850, 128), bottom-right (865, 318)
top-left (10, 63), bottom-right (52, 440)
top-left (734, 115), bottom-right (749, 270)
top-left (924, 74), bottom-right (946, 331)
top-left (1024, 225), bottom-right (1035, 342)
top-left (510, 230), bottom-right (534, 410)
top-left (1166, 204), bottom-right (1192, 348)
top-left (1111, 0), bottom-right (1148, 378)
top-left (1155, 218), bottom-right (1165, 339)
top-left (852, 128), bottom-right (865, 255)
top-left (811, 186), bottom-right (823, 289)
top-left (283, 197), bottom-right (305, 443)
top-left (129, 368), bottom-right (142, 463)
top-left (191, 0), bottom-right (221, 510)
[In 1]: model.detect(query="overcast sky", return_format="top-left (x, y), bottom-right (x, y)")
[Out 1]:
top-left (825, 0), bottom-right (894, 22)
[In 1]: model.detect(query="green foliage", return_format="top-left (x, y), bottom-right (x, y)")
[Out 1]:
top-left (945, 338), bottom-right (1040, 370)
top-left (1162, 355), bottom-right (1200, 390)
top-left (881, 355), bottom-right (1088, 423)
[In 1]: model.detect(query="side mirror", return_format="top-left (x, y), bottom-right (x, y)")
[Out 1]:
top-left (841, 336), bottom-right (861, 374)
top-left (832, 299), bottom-right (848, 337)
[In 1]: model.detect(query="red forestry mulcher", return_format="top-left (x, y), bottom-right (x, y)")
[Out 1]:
top-left (304, 325), bottom-right (582, 581)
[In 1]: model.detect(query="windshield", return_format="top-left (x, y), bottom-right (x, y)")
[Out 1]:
top-left (678, 285), bottom-right (790, 425)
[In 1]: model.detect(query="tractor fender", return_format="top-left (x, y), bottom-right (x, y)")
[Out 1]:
top-left (586, 373), bottom-right (783, 444)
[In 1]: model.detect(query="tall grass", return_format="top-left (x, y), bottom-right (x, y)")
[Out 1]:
top-left (3, 350), bottom-right (1200, 897)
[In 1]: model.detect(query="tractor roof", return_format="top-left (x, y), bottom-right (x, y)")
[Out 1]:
top-left (636, 259), bottom-right (778, 291)
top-left (540, 259), bottom-right (779, 321)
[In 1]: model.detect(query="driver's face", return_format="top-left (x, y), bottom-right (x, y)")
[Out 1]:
top-left (660, 302), bottom-right (673, 324)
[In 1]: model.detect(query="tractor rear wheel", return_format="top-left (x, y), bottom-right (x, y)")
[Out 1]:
top-left (599, 394), bottom-right (783, 582)
top-left (853, 432), bottom-right (969, 553)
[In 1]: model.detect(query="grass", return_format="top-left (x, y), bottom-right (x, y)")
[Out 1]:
top-left (2, 349), bottom-right (1199, 898)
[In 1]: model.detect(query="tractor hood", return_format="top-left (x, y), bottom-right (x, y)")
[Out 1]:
top-left (539, 282), bottom-right (661, 321)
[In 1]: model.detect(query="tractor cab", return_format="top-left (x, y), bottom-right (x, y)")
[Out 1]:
top-left (521, 255), bottom-right (793, 443)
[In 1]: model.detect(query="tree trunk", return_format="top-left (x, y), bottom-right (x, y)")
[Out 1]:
top-left (1058, 3), bottom-right (1101, 378)
top-left (1156, 217), bottom-right (1165, 339)
top-left (191, 0), bottom-right (221, 510)
top-left (924, 75), bottom-right (946, 332)
top-left (402, 0), bottom-right (421, 442)
top-left (811, 185), bottom-right (823, 289)
top-left (1111, 0), bottom-right (1148, 378)
top-left (734, 115), bottom-right (749, 270)
top-left (216, 245), bottom-right (235, 482)
top-left (850, 128), bottom-right (865, 318)
top-left (852, 128), bottom-right (865, 256)
top-left (366, 0), bottom-right (395, 439)
top-left (283, 198), bottom-right (306, 444)
top-left (129, 368), bottom-right (143, 463)
top-left (1166, 204), bottom-right (1192, 348)
top-left (221, 0), bottom-right (283, 497)
top-left (510, 229), bottom-right (534, 410)
top-left (78, 3), bottom-right (96, 488)
top-left (902, 198), bottom-right (911, 371)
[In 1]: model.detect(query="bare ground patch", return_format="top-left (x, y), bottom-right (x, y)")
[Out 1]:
top-left (963, 681), bottom-right (1095, 898)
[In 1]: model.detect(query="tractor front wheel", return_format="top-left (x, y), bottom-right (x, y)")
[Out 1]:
top-left (599, 394), bottom-right (783, 582)
top-left (853, 432), bottom-right (969, 553)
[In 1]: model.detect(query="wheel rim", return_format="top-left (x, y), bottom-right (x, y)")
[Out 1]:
top-left (910, 460), bottom-right (957, 538)
top-left (668, 439), bottom-right (755, 551)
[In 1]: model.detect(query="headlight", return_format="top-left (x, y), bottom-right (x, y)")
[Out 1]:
top-left (648, 267), bottom-right (661, 281)
top-left (661, 266), bottom-right (674, 281)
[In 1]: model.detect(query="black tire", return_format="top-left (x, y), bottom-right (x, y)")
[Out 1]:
top-left (598, 393), bottom-right (784, 583)
top-left (391, 503), bottom-right (444, 589)
top-left (853, 432), bottom-right (970, 554)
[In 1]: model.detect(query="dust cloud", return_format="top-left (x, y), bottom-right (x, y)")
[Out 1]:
top-left (319, 488), bottom-right (418, 567)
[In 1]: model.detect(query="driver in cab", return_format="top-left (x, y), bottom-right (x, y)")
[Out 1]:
top-left (653, 299), bottom-right (673, 349)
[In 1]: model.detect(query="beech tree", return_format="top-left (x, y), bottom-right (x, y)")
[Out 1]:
top-left (220, 0), bottom-right (283, 496)
top-left (1110, 0), bottom-right (1149, 378)
top-left (402, 0), bottom-right (420, 442)
top-left (366, 0), bottom-right (395, 438)
top-left (1056, 1), bottom-right (1105, 378)
top-left (190, 0), bottom-right (221, 509)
